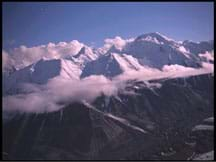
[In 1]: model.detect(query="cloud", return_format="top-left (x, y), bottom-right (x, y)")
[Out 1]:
top-left (114, 63), bottom-right (214, 83)
top-left (113, 66), bottom-right (163, 82)
top-left (2, 50), bottom-right (15, 72)
top-left (198, 50), bottom-right (214, 62)
top-left (104, 36), bottom-right (126, 50)
top-left (5, 40), bottom-right (84, 69)
top-left (47, 75), bottom-right (118, 103)
top-left (2, 36), bottom-right (214, 114)
top-left (100, 36), bottom-right (134, 53)
top-left (162, 64), bottom-right (195, 73)
top-left (3, 75), bottom-right (119, 113)
top-left (161, 63), bottom-right (214, 78)
top-left (3, 92), bottom-right (61, 113)
top-left (201, 62), bottom-right (214, 72)
top-left (3, 62), bottom-right (213, 114)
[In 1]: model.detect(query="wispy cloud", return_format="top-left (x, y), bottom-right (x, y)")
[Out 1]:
top-left (3, 75), bottom-right (118, 113)
top-left (3, 62), bottom-right (213, 113)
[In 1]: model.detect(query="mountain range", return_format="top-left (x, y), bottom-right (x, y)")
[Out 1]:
top-left (2, 32), bottom-right (214, 160)
top-left (3, 32), bottom-right (214, 93)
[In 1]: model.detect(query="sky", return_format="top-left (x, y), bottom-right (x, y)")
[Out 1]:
top-left (3, 2), bottom-right (214, 50)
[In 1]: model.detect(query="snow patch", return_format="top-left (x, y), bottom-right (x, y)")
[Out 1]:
top-left (204, 117), bottom-right (214, 123)
top-left (192, 124), bottom-right (214, 131)
top-left (199, 51), bottom-right (214, 62)
top-left (193, 151), bottom-right (214, 160)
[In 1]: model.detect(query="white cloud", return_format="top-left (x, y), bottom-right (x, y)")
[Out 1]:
top-left (201, 62), bottom-right (214, 72)
top-left (114, 63), bottom-right (213, 83)
top-left (198, 50), bottom-right (214, 62)
top-left (2, 50), bottom-right (14, 72)
top-left (47, 75), bottom-right (118, 103)
top-left (3, 92), bottom-right (61, 113)
top-left (99, 36), bottom-right (135, 53)
top-left (3, 75), bottom-right (119, 113)
top-left (104, 36), bottom-right (126, 50)
top-left (161, 64), bottom-right (214, 78)
top-left (162, 64), bottom-right (195, 73)
top-left (113, 66), bottom-right (163, 82)
top-left (3, 62), bottom-right (213, 114)
top-left (5, 40), bottom-right (84, 69)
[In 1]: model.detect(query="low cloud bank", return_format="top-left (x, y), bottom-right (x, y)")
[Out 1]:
top-left (3, 75), bottom-right (119, 113)
top-left (3, 62), bottom-right (213, 114)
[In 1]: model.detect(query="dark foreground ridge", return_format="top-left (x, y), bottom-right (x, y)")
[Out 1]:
top-left (3, 73), bottom-right (214, 160)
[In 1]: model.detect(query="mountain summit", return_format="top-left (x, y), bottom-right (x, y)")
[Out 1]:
top-left (3, 32), bottom-right (214, 93)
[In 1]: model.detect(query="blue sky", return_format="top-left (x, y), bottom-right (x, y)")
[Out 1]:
top-left (3, 2), bottom-right (214, 50)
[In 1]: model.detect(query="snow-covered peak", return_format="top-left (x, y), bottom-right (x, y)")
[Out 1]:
top-left (182, 40), bottom-right (214, 55)
top-left (3, 58), bottom-right (81, 95)
top-left (135, 32), bottom-right (175, 45)
top-left (111, 53), bottom-right (144, 71)
top-left (72, 46), bottom-right (98, 65)
top-left (81, 53), bottom-right (122, 78)
top-left (76, 46), bottom-right (92, 56)
top-left (106, 45), bottom-right (122, 54)
top-left (81, 53), bottom-right (143, 78)
top-left (122, 32), bottom-right (203, 69)
top-left (154, 32), bottom-right (175, 41)
top-left (31, 58), bottom-right (81, 81)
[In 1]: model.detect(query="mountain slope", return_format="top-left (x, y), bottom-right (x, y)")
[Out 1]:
top-left (81, 53), bottom-right (143, 78)
top-left (183, 40), bottom-right (213, 55)
top-left (3, 58), bottom-right (81, 95)
top-left (65, 46), bottom-right (98, 68)
top-left (122, 32), bottom-right (202, 68)
top-left (2, 32), bottom-right (214, 160)
top-left (3, 74), bottom-right (213, 160)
